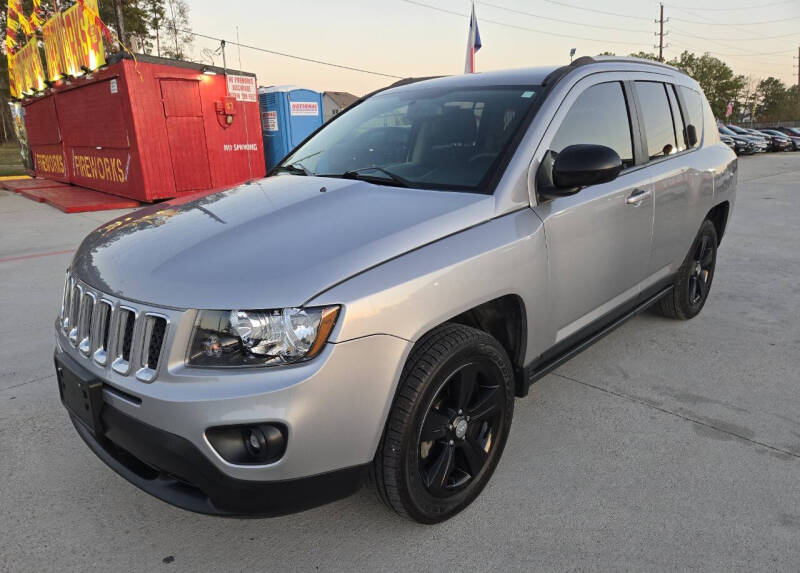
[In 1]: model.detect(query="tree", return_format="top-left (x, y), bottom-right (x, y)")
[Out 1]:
top-left (784, 85), bottom-right (800, 121)
top-left (628, 51), bottom-right (660, 61)
top-left (161, 0), bottom-right (192, 60)
top-left (753, 77), bottom-right (800, 122)
top-left (139, 0), bottom-right (166, 57)
top-left (733, 76), bottom-right (758, 123)
top-left (97, 0), bottom-right (149, 48)
top-left (667, 51), bottom-right (745, 119)
top-left (597, 51), bottom-right (616, 56)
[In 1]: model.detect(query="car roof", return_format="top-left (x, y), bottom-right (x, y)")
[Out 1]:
top-left (378, 56), bottom-right (691, 95)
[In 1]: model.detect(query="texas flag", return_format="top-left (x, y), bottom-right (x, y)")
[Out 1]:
top-left (464, 2), bottom-right (482, 74)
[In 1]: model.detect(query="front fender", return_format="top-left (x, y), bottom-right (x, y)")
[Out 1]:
top-left (307, 209), bottom-right (549, 366)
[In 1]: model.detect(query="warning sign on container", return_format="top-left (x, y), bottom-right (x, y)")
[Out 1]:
top-left (290, 101), bottom-right (319, 116)
top-left (227, 74), bottom-right (257, 102)
top-left (262, 111), bottom-right (278, 132)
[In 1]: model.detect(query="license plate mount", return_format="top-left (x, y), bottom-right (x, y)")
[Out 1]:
top-left (56, 359), bottom-right (104, 435)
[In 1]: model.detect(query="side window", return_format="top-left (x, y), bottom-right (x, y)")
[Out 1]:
top-left (666, 85), bottom-right (687, 152)
top-left (635, 81), bottom-right (677, 160)
top-left (550, 82), bottom-right (634, 168)
top-left (678, 86), bottom-right (703, 148)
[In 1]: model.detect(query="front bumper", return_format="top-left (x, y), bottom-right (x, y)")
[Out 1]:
top-left (55, 329), bottom-right (411, 515)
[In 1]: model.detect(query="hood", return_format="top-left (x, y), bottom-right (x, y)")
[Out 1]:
top-left (72, 176), bottom-right (494, 310)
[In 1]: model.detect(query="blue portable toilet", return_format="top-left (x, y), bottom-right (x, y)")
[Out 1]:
top-left (258, 85), bottom-right (324, 172)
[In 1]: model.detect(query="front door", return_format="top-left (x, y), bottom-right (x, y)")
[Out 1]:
top-left (160, 79), bottom-right (212, 193)
top-left (533, 80), bottom-right (654, 345)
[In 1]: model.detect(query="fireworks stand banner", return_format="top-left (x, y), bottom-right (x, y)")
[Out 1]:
top-left (6, 0), bottom-right (108, 99)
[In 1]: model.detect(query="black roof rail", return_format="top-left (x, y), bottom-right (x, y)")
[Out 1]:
top-left (543, 55), bottom-right (683, 86)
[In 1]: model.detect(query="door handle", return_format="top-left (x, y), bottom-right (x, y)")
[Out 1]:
top-left (625, 188), bottom-right (650, 206)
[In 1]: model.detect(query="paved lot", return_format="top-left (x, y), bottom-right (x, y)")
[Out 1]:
top-left (1, 154), bottom-right (799, 572)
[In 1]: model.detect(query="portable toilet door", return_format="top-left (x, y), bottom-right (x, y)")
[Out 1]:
top-left (259, 86), bottom-right (323, 172)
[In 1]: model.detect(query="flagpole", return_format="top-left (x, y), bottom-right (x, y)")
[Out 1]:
top-left (464, 1), bottom-right (481, 74)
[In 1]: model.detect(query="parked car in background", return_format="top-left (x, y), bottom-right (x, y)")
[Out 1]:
top-left (720, 134), bottom-right (735, 150)
top-left (754, 129), bottom-right (792, 152)
top-left (727, 125), bottom-right (768, 152)
top-left (769, 126), bottom-right (800, 150)
top-left (744, 128), bottom-right (774, 151)
top-left (758, 129), bottom-right (795, 151)
top-left (54, 57), bottom-right (737, 523)
top-left (762, 128), bottom-right (800, 151)
top-left (718, 125), bottom-right (755, 155)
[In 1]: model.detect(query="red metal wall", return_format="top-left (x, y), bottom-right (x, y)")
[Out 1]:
top-left (24, 95), bottom-right (69, 182)
top-left (23, 56), bottom-right (265, 202)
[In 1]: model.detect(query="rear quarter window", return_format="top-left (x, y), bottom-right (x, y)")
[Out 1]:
top-left (678, 86), bottom-right (705, 148)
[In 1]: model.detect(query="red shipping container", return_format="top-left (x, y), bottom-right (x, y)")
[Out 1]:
top-left (22, 53), bottom-right (265, 202)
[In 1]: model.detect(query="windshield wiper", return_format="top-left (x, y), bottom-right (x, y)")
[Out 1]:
top-left (320, 166), bottom-right (412, 188)
top-left (272, 162), bottom-right (311, 176)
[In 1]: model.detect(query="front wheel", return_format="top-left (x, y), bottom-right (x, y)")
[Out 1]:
top-left (374, 324), bottom-right (514, 523)
top-left (656, 219), bottom-right (718, 320)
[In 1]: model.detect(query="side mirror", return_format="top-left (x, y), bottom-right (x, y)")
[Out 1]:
top-left (548, 144), bottom-right (622, 193)
top-left (686, 124), bottom-right (698, 147)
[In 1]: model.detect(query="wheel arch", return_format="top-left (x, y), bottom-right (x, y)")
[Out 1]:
top-left (706, 201), bottom-right (730, 245)
top-left (446, 294), bottom-right (528, 396)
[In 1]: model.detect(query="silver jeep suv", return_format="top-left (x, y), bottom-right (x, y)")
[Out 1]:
top-left (54, 57), bottom-right (736, 523)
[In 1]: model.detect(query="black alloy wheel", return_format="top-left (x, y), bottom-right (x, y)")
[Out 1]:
top-left (688, 232), bottom-right (715, 306)
top-left (374, 324), bottom-right (514, 523)
top-left (656, 219), bottom-right (718, 320)
top-left (417, 360), bottom-right (505, 497)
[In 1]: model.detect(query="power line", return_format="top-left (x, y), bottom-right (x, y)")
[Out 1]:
top-left (665, 0), bottom-right (794, 11)
top-left (670, 26), bottom-right (800, 42)
top-left (177, 29), bottom-right (404, 79)
top-left (474, 1), bottom-right (648, 34)
top-left (399, 0), bottom-right (646, 46)
top-left (531, 0), bottom-right (652, 21)
top-left (665, 3), bottom-right (797, 76)
top-left (671, 14), bottom-right (800, 26)
top-left (669, 43), bottom-right (786, 67)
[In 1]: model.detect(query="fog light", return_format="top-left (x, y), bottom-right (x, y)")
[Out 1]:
top-left (206, 423), bottom-right (286, 465)
top-left (245, 426), bottom-right (267, 455)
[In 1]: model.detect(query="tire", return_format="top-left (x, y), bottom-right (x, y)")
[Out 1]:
top-left (374, 324), bottom-right (515, 523)
top-left (656, 219), bottom-right (718, 320)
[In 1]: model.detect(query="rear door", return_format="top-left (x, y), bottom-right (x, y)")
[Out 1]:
top-left (160, 79), bottom-right (212, 192)
top-left (532, 78), bottom-right (654, 345)
top-left (634, 81), bottom-right (711, 281)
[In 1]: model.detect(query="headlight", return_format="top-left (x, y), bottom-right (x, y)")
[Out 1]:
top-left (188, 306), bottom-right (340, 367)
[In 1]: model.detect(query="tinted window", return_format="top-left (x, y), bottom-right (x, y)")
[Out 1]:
top-left (279, 87), bottom-right (540, 192)
top-left (635, 82), bottom-right (677, 160)
top-left (678, 86), bottom-right (703, 148)
top-left (550, 82), bottom-right (634, 167)
top-left (666, 85), bottom-right (686, 152)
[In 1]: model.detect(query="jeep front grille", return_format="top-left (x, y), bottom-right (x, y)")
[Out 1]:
top-left (59, 272), bottom-right (170, 382)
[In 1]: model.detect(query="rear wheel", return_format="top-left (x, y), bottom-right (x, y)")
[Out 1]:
top-left (374, 324), bottom-right (514, 523)
top-left (657, 219), bottom-right (718, 320)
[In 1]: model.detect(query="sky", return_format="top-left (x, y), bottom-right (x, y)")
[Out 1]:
top-left (184, 0), bottom-right (800, 96)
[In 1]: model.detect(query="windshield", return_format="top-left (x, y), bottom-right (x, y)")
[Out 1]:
top-left (718, 125), bottom-right (737, 136)
top-left (277, 85), bottom-right (541, 192)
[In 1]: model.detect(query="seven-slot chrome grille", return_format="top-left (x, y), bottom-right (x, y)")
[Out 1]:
top-left (59, 271), bottom-right (169, 382)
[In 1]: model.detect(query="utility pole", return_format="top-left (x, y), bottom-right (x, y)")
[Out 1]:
top-left (656, 3), bottom-right (668, 62)
top-left (113, 0), bottom-right (126, 47)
